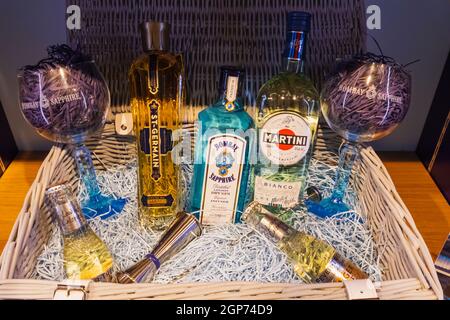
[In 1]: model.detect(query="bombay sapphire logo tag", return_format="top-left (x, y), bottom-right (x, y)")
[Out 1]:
top-left (207, 138), bottom-right (242, 184)
top-left (215, 151), bottom-right (235, 177)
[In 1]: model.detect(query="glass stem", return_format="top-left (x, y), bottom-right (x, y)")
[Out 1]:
top-left (329, 141), bottom-right (360, 203)
top-left (73, 144), bottom-right (101, 197)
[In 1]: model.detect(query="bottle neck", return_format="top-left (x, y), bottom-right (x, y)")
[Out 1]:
top-left (46, 185), bottom-right (87, 236)
top-left (54, 201), bottom-right (87, 236)
top-left (144, 48), bottom-right (169, 54)
top-left (242, 202), bottom-right (295, 243)
top-left (283, 31), bottom-right (308, 74)
top-left (217, 70), bottom-right (244, 111)
top-left (216, 96), bottom-right (244, 111)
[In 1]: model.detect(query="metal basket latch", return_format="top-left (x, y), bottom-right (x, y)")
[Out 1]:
top-left (53, 280), bottom-right (91, 300)
top-left (344, 279), bottom-right (379, 300)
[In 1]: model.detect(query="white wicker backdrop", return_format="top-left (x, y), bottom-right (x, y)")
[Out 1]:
top-left (66, 0), bottom-right (366, 113)
top-left (0, 1), bottom-right (444, 300)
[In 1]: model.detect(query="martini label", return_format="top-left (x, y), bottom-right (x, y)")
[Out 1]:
top-left (254, 176), bottom-right (302, 208)
top-left (260, 112), bottom-right (311, 166)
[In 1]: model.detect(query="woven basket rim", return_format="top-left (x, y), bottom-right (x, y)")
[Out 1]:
top-left (0, 129), bottom-right (443, 300)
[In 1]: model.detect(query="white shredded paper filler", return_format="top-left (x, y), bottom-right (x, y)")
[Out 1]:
top-left (33, 157), bottom-right (383, 283)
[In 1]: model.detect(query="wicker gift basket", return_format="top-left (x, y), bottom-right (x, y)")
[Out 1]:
top-left (0, 0), bottom-right (443, 300)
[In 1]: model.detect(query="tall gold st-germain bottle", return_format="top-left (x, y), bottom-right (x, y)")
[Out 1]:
top-left (130, 22), bottom-right (184, 229)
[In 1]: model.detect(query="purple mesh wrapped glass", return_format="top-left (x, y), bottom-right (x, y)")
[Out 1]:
top-left (307, 53), bottom-right (412, 219)
top-left (18, 45), bottom-right (109, 144)
top-left (321, 54), bottom-right (411, 143)
top-left (18, 45), bottom-right (127, 219)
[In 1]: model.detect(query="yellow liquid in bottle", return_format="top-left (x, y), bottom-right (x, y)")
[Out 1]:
top-left (130, 51), bottom-right (183, 230)
top-left (63, 227), bottom-right (113, 280)
top-left (243, 202), bottom-right (368, 283)
top-left (279, 232), bottom-right (335, 283)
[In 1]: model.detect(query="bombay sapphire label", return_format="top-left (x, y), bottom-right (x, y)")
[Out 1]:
top-left (200, 134), bottom-right (246, 225)
top-left (260, 111), bottom-right (311, 166)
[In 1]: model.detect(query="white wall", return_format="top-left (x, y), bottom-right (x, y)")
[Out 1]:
top-left (0, 1), bottom-right (449, 151)
top-left (366, 0), bottom-right (450, 151)
top-left (0, 0), bottom-right (66, 151)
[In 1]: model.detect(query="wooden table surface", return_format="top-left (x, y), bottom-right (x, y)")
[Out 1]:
top-left (0, 151), bottom-right (449, 259)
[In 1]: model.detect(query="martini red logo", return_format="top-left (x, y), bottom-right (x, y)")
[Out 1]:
top-left (263, 128), bottom-right (308, 151)
top-left (260, 112), bottom-right (311, 166)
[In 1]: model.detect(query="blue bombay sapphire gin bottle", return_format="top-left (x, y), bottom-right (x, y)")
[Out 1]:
top-left (189, 67), bottom-right (255, 225)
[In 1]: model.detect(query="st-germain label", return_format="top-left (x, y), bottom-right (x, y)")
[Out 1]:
top-left (200, 134), bottom-right (246, 225)
top-left (149, 99), bottom-right (162, 181)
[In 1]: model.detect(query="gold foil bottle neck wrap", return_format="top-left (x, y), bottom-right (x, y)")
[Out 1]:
top-left (242, 202), bottom-right (294, 242)
top-left (319, 252), bottom-right (369, 282)
top-left (46, 184), bottom-right (87, 235)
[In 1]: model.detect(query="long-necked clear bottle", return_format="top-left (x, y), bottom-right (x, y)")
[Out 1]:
top-left (129, 22), bottom-right (184, 230)
top-left (255, 12), bottom-right (320, 210)
top-left (243, 202), bottom-right (368, 283)
top-left (46, 184), bottom-right (113, 281)
top-left (189, 67), bottom-right (254, 225)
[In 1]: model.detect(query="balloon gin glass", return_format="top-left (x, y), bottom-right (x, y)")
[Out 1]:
top-left (18, 45), bottom-right (127, 219)
top-left (306, 54), bottom-right (411, 218)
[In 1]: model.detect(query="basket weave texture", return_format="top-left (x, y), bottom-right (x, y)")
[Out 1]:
top-left (66, 0), bottom-right (367, 114)
top-left (0, 128), bottom-right (443, 300)
top-left (0, 0), bottom-right (443, 300)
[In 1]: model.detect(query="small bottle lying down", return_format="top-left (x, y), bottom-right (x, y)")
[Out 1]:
top-left (242, 202), bottom-right (368, 283)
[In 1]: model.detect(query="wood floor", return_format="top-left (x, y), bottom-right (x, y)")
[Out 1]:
top-left (378, 152), bottom-right (449, 259)
top-left (0, 152), bottom-right (48, 251)
top-left (0, 151), bottom-right (449, 260)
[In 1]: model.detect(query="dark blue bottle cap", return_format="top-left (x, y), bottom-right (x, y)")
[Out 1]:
top-left (220, 66), bottom-right (245, 78)
top-left (287, 11), bottom-right (311, 32)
